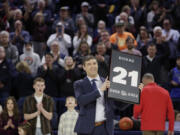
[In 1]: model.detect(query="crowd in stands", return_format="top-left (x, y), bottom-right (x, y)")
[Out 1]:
top-left (0, 0), bottom-right (180, 134)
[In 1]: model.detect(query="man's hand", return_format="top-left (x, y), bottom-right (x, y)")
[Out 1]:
top-left (138, 83), bottom-right (144, 91)
top-left (100, 77), bottom-right (110, 92)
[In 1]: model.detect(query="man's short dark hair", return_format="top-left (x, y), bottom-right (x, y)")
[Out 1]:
top-left (45, 52), bottom-right (54, 58)
top-left (82, 55), bottom-right (97, 66)
top-left (33, 77), bottom-right (45, 85)
top-left (142, 73), bottom-right (154, 81)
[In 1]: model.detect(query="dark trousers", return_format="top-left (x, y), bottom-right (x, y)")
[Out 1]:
top-left (78, 123), bottom-right (108, 135)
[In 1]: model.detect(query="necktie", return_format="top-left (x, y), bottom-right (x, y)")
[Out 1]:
top-left (91, 79), bottom-right (98, 90)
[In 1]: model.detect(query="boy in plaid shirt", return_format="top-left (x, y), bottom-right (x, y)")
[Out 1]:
top-left (58, 96), bottom-right (78, 135)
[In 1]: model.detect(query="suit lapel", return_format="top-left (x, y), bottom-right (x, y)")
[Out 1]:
top-left (83, 77), bottom-right (94, 92)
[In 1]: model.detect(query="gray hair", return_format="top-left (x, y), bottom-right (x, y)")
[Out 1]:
top-left (142, 73), bottom-right (154, 81)
top-left (0, 31), bottom-right (9, 37)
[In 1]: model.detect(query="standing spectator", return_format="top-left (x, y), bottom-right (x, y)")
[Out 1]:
top-left (142, 43), bottom-right (169, 84)
top-left (0, 46), bottom-right (17, 100)
top-left (0, 97), bottom-right (20, 135)
top-left (20, 42), bottom-right (41, 77)
top-left (147, 1), bottom-right (159, 31)
top-left (93, 20), bottom-right (107, 45)
top-left (76, 2), bottom-right (94, 32)
top-left (53, 6), bottom-right (75, 38)
top-left (162, 18), bottom-right (180, 44)
top-left (37, 53), bottom-right (62, 97)
top-left (14, 61), bottom-right (34, 99)
top-left (115, 11), bottom-right (135, 34)
top-left (47, 22), bottom-right (71, 56)
top-left (73, 41), bottom-right (91, 71)
top-left (10, 20), bottom-right (30, 55)
top-left (133, 73), bottom-right (174, 135)
top-left (23, 77), bottom-right (54, 135)
top-left (130, 0), bottom-right (147, 34)
top-left (73, 55), bottom-right (114, 135)
top-left (32, 0), bottom-right (52, 24)
top-left (169, 57), bottom-right (180, 110)
top-left (122, 36), bottom-right (142, 56)
top-left (100, 30), bottom-right (117, 56)
top-left (73, 24), bottom-right (92, 55)
top-left (0, 31), bottom-right (19, 64)
top-left (31, 12), bottom-right (49, 58)
top-left (58, 96), bottom-right (78, 135)
top-left (41, 41), bottom-right (65, 67)
top-left (95, 42), bottom-right (110, 78)
top-left (60, 56), bottom-right (81, 97)
top-left (0, 0), bottom-right (10, 31)
top-left (110, 20), bottom-right (137, 51)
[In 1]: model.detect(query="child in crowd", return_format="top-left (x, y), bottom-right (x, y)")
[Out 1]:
top-left (18, 121), bottom-right (32, 135)
top-left (58, 96), bottom-right (79, 135)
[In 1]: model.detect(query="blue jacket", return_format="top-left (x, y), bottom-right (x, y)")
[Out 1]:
top-left (74, 76), bottom-right (114, 135)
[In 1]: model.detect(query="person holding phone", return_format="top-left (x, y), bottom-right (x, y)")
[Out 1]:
top-left (47, 22), bottom-right (71, 56)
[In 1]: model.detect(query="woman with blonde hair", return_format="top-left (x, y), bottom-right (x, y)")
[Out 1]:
top-left (13, 61), bottom-right (33, 100)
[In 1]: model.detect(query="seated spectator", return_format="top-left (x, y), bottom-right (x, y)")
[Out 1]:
top-left (52, 6), bottom-right (75, 38)
top-left (31, 12), bottom-right (49, 58)
top-left (0, 97), bottom-right (21, 135)
top-left (110, 20), bottom-right (137, 51)
top-left (73, 24), bottom-right (92, 55)
top-left (18, 121), bottom-right (32, 135)
top-left (60, 56), bottom-right (81, 97)
top-left (76, 2), bottom-right (94, 33)
top-left (23, 77), bottom-right (54, 135)
top-left (95, 42), bottom-right (110, 78)
top-left (20, 42), bottom-right (41, 77)
top-left (0, 31), bottom-right (19, 64)
top-left (0, 46), bottom-right (17, 99)
top-left (37, 53), bottom-right (63, 97)
top-left (122, 36), bottom-right (142, 56)
top-left (47, 22), bottom-right (71, 56)
top-left (13, 61), bottom-right (33, 100)
top-left (58, 96), bottom-right (78, 135)
top-left (10, 20), bottom-right (30, 55)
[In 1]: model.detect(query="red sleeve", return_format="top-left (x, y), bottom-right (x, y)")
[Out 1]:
top-left (167, 94), bottom-right (175, 131)
top-left (133, 89), bottom-right (144, 119)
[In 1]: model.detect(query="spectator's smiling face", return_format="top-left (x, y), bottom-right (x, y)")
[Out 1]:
top-left (33, 81), bottom-right (45, 96)
top-left (83, 59), bottom-right (98, 78)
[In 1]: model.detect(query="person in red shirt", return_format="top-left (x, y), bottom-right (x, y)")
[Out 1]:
top-left (133, 73), bottom-right (174, 135)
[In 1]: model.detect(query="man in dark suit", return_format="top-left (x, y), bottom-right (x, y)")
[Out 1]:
top-left (74, 55), bottom-right (114, 135)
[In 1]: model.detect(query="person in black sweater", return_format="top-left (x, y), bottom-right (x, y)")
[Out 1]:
top-left (37, 53), bottom-right (63, 97)
top-left (60, 56), bottom-right (81, 97)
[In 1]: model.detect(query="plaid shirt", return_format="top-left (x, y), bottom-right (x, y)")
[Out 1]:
top-left (58, 110), bottom-right (78, 135)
